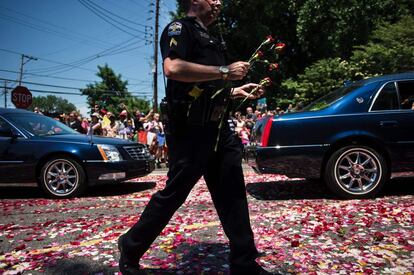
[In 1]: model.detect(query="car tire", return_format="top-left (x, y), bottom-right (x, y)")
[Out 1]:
top-left (324, 145), bottom-right (388, 199)
top-left (39, 157), bottom-right (86, 198)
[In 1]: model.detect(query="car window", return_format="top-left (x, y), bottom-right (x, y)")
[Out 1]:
top-left (0, 117), bottom-right (20, 137)
top-left (303, 84), bottom-right (363, 111)
top-left (0, 118), bottom-right (9, 129)
top-left (5, 113), bottom-right (79, 136)
top-left (371, 82), bottom-right (399, 111)
top-left (397, 81), bottom-right (414, 110)
top-left (0, 117), bottom-right (12, 132)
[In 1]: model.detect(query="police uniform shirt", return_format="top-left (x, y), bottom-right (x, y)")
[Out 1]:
top-left (160, 17), bottom-right (228, 126)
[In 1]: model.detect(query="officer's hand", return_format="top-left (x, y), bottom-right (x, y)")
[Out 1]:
top-left (227, 61), bottom-right (250, 80)
top-left (232, 83), bottom-right (264, 99)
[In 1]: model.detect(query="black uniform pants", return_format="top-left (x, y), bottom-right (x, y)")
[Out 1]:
top-left (122, 126), bottom-right (258, 268)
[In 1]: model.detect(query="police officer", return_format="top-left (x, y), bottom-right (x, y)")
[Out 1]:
top-left (118, 0), bottom-right (268, 274)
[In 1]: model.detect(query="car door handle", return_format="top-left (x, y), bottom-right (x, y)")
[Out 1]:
top-left (379, 120), bottom-right (398, 127)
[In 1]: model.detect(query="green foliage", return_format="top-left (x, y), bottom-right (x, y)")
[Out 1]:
top-left (81, 64), bottom-right (150, 115)
top-left (282, 16), bottom-right (414, 105)
top-left (297, 0), bottom-right (413, 61)
top-left (351, 16), bottom-right (414, 75)
top-left (172, 1), bottom-right (414, 108)
top-left (281, 58), bottom-right (364, 104)
top-left (29, 95), bottom-right (77, 115)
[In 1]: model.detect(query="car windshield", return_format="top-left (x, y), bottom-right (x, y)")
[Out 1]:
top-left (303, 84), bottom-right (363, 111)
top-left (6, 113), bottom-right (79, 136)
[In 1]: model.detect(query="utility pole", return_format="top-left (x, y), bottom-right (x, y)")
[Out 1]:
top-left (19, 54), bottom-right (38, 86)
top-left (153, 0), bottom-right (160, 112)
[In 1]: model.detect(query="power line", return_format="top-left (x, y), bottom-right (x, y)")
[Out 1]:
top-left (30, 39), bottom-right (147, 75)
top-left (0, 69), bottom-right (152, 86)
top-left (1, 77), bottom-right (83, 90)
top-left (0, 48), bottom-right (152, 83)
top-left (85, 0), bottom-right (152, 28)
top-left (78, 0), bottom-right (149, 37)
top-left (2, 79), bottom-right (153, 96)
top-left (0, 12), bottom-right (109, 50)
top-left (0, 69), bottom-right (96, 83)
top-left (5, 86), bottom-right (82, 96)
top-left (4, 86), bottom-right (153, 97)
top-left (0, 48), bottom-right (98, 74)
top-left (126, 0), bottom-right (152, 10)
top-left (0, 4), bottom-right (120, 49)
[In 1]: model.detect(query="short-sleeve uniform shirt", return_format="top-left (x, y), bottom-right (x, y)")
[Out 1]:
top-left (160, 17), bottom-right (228, 126)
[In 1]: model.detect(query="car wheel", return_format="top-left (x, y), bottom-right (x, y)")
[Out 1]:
top-left (325, 145), bottom-right (387, 199)
top-left (40, 157), bottom-right (86, 198)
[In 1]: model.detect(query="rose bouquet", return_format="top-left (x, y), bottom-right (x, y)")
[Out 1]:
top-left (211, 35), bottom-right (286, 105)
top-left (240, 35), bottom-right (286, 106)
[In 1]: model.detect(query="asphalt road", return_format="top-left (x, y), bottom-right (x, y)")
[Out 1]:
top-left (1, 168), bottom-right (413, 274)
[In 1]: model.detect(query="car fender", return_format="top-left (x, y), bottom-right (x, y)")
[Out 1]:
top-left (321, 131), bottom-right (391, 175)
top-left (34, 143), bottom-right (98, 182)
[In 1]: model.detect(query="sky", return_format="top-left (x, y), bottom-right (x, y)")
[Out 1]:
top-left (0, 0), bottom-right (177, 116)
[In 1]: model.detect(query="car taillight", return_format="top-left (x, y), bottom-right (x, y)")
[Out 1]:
top-left (261, 117), bottom-right (273, 147)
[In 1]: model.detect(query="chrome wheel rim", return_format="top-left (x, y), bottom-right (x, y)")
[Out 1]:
top-left (335, 148), bottom-right (382, 195)
top-left (44, 159), bottom-right (79, 196)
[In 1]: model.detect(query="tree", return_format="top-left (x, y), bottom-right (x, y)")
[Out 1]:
top-left (281, 15), bottom-right (414, 105)
top-left (81, 64), bottom-right (150, 115)
top-left (296, 0), bottom-right (413, 62)
top-left (172, 0), bottom-right (414, 108)
top-left (281, 58), bottom-right (362, 105)
top-left (351, 16), bottom-right (414, 75)
top-left (29, 95), bottom-right (77, 115)
top-left (174, 0), bottom-right (413, 76)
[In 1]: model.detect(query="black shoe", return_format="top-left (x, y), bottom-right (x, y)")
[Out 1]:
top-left (230, 262), bottom-right (275, 275)
top-left (118, 235), bottom-right (142, 275)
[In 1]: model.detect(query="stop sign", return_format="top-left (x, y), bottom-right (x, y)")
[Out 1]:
top-left (12, 86), bottom-right (32, 109)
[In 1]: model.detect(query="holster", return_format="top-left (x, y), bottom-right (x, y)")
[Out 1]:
top-left (161, 89), bottom-right (228, 135)
top-left (161, 97), bottom-right (190, 135)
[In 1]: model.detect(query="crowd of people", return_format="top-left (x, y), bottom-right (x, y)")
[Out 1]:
top-left (228, 103), bottom-right (302, 145)
top-left (45, 105), bottom-right (165, 168)
top-left (34, 102), bottom-right (302, 168)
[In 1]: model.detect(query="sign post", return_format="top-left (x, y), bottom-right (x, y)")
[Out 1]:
top-left (11, 86), bottom-right (32, 109)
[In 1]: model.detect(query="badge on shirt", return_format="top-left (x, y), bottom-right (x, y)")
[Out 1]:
top-left (168, 22), bottom-right (182, 36)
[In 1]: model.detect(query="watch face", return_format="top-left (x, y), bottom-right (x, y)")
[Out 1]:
top-left (220, 66), bottom-right (229, 74)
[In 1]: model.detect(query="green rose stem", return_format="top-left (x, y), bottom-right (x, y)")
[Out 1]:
top-left (234, 85), bottom-right (260, 111)
top-left (247, 37), bottom-right (273, 64)
top-left (234, 78), bottom-right (271, 111)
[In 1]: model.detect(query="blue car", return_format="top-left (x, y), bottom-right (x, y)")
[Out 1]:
top-left (247, 72), bottom-right (414, 198)
top-left (0, 108), bottom-right (155, 198)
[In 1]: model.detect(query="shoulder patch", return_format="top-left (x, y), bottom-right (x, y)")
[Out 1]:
top-left (168, 22), bottom-right (182, 36)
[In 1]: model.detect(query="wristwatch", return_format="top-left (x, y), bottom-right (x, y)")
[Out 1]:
top-left (219, 66), bottom-right (229, 80)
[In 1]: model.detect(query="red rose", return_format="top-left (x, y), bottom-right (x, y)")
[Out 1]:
top-left (268, 63), bottom-right (279, 71)
top-left (275, 42), bottom-right (286, 53)
top-left (265, 35), bottom-right (275, 44)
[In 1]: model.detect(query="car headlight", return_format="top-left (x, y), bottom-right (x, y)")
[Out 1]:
top-left (97, 144), bottom-right (122, 161)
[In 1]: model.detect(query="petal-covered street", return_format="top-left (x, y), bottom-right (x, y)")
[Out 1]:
top-left (1, 171), bottom-right (413, 275)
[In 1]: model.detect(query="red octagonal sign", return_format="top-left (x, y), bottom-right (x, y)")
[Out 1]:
top-left (12, 86), bottom-right (32, 109)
